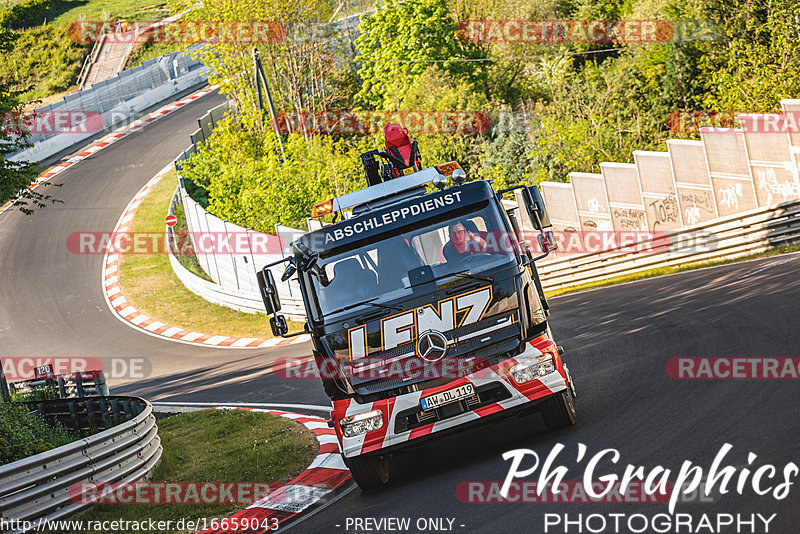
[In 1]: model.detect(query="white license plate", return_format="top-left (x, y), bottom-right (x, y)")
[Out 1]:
top-left (420, 383), bottom-right (475, 410)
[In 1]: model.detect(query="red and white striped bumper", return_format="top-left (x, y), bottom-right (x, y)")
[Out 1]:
top-left (331, 338), bottom-right (568, 458)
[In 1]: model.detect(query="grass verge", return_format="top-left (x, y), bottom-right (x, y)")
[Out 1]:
top-left (3, 0), bottom-right (171, 102)
top-left (544, 243), bottom-right (800, 298)
top-left (71, 409), bottom-right (318, 534)
top-left (117, 169), bottom-right (304, 337)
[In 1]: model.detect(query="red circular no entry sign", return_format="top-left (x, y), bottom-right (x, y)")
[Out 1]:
top-left (165, 214), bottom-right (177, 227)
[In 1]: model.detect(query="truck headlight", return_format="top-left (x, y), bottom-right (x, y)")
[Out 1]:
top-left (340, 410), bottom-right (383, 438)
top-left (511, 357), bottom-right (555, 384)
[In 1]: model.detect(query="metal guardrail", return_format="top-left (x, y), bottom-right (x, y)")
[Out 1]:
top-left (0, 397), bottom-right (162, 533)
top-left (76, 36), bottom-right (105, 91)
top-left (11, 370), bottom-right (110, 400)
top-left (538, 198), bottom-right (800, 291)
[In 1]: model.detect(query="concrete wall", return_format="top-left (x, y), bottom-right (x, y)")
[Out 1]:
top-left (568, 172), bottom-right (613, 232)
top-left (599, 162), bottom-right (648, 232)
top-left (171, 187), bottom-right (306, 319)
top-left (10, 51), bottom-right (208, 163)
top-left (633, 151), bottom-right (682, 232)
top-left (538, 102), bottom-right (800, 238)
top-left (700, 128), bottom-right (759, 217)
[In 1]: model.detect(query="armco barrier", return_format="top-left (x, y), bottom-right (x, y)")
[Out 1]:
top-left (538, 198), bottom-right (800, 291)
top-left (9, 46), bottom-right (208, 164)
top-left (10, 370), bottom-right (110, 399)
top-left (0, 397), bottom-right (161, 534)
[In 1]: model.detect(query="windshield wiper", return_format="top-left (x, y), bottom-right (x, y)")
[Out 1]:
top-left (326, 297), bottom-right (403, 316)
top-left (411, 269), bottom-right (493, 288)
top-left (452, 270), bottom-right (494, 283)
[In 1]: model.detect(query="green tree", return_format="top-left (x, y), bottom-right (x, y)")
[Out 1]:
top-left (0, 27), bottom-right (57, 214)
top-left (170, 0), bottom-right (345, 141)
top-left (399, 67), bottom-right (489, 172)
top-left (355, 0), bottom-right (487, 110)
top-left (699, 0), bottom-right (800, 112)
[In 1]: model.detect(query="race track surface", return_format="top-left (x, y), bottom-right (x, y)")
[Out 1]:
top-left (288, 254), bottom-right (800, 532)
top-left (0, 89), bottom-right (327, 408)
top-left (2, 86), bottom-right (798, 533)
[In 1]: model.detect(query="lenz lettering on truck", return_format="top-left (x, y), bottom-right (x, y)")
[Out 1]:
top-left (256, 124), bottom-right (577, 490)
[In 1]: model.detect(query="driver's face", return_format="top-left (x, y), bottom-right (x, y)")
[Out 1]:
top-left (449, 224), bottom-right (466, 245)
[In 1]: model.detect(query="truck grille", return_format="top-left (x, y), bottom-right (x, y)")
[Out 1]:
top-left (394, 382), bottom-right (512, 433)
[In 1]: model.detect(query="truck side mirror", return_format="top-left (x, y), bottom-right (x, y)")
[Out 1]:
top-left (528, 185), bottom-right (552, 229)
top-left (256, 266), bottom-right (281, 315)
top-left (270, 315), bottom-right (288, 337)
top-left (514, 186), bottom-right (552, 230)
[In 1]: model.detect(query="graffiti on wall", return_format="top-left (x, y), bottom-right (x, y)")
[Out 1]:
top-left (587, 197), bottom-right (606, 214)
top-left (678, 190), bottom-right (715, 226)
top-left (612, 208), bottom-right (647, 230)
top-left (647, 194), bottom-right (679, 231)
top-left (755, 167), bottom-right (800, 205)
top-left (718, 183), bottom-right (744, 210)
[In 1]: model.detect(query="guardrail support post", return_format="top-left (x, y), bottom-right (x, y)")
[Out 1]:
top-left (76, 378), bottom-right (85, 397)
top-left (96, 372), bottom-right (110, 396)
top-left (0, 365), bottom-right (10, 402)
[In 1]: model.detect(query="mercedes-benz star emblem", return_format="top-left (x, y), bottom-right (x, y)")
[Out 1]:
top-left (417, 330), bottom-right (448, 362)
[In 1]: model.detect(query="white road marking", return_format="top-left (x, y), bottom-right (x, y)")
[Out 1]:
top-left (740, 255), bottom-right (798, 278)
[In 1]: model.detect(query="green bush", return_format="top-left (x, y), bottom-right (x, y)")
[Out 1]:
top-left (179, 118), bottom-right (375, 232)
top-left (10, 382), bottom-right (60, 402)
top-left (0, 0), bottom-right (69, 30)
top-left (0, 402), bottom-right (75, 465)
top-left (0, 24), bottom-right (87, 101)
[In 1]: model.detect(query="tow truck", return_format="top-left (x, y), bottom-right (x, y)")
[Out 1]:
top-left (257, 125), bottom-right (577, 489)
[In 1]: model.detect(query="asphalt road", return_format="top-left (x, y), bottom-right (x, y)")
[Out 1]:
top-left (0, 88), bottom-right (327, 408)
top-left (2, 87), bottom-right (799, 533)
top-left (290, 253), bottom-right (800, 533)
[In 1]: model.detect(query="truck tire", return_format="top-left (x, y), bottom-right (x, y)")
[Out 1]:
top-left (541, 390), bottom-right (576, 430)
top-left (343, 454), bottom-right (390, 490)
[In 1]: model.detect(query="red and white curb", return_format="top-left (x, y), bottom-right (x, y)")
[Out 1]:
top-left (200, 408), bottom-right (351, 534)
top-left (1, 85), bottom-right (218, 217)
top-left (38, 85), bottom-right (218, 185)
top-left (102, 164), bottom-right (311, 348)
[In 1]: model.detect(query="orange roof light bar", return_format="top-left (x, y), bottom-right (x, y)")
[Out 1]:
top-left (310, 199), bottom-right (334, 219)
top-left (434, 161), bottom-right (462, 177)
top-left (309, 165), bottom-right (459, 218)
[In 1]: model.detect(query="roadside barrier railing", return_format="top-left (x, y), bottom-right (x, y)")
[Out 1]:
top-left (538, 198), bottom-right (800, 291)
top-left (0, 396), bottom-right (161, 534)
top-left (10, 370), bottom-right (110, 399)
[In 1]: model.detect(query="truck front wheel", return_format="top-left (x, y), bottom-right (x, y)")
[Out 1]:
top-left (343, 454), bottom-right (390, 490)
top-left (540, 390), bottom-right (576, 430)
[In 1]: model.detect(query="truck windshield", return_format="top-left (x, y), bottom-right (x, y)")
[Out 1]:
top-left (304, 201), bottom-right (517, 321)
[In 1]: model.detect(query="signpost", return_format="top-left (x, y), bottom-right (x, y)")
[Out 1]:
top-left (165, 214), bottom-right (177, 227)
